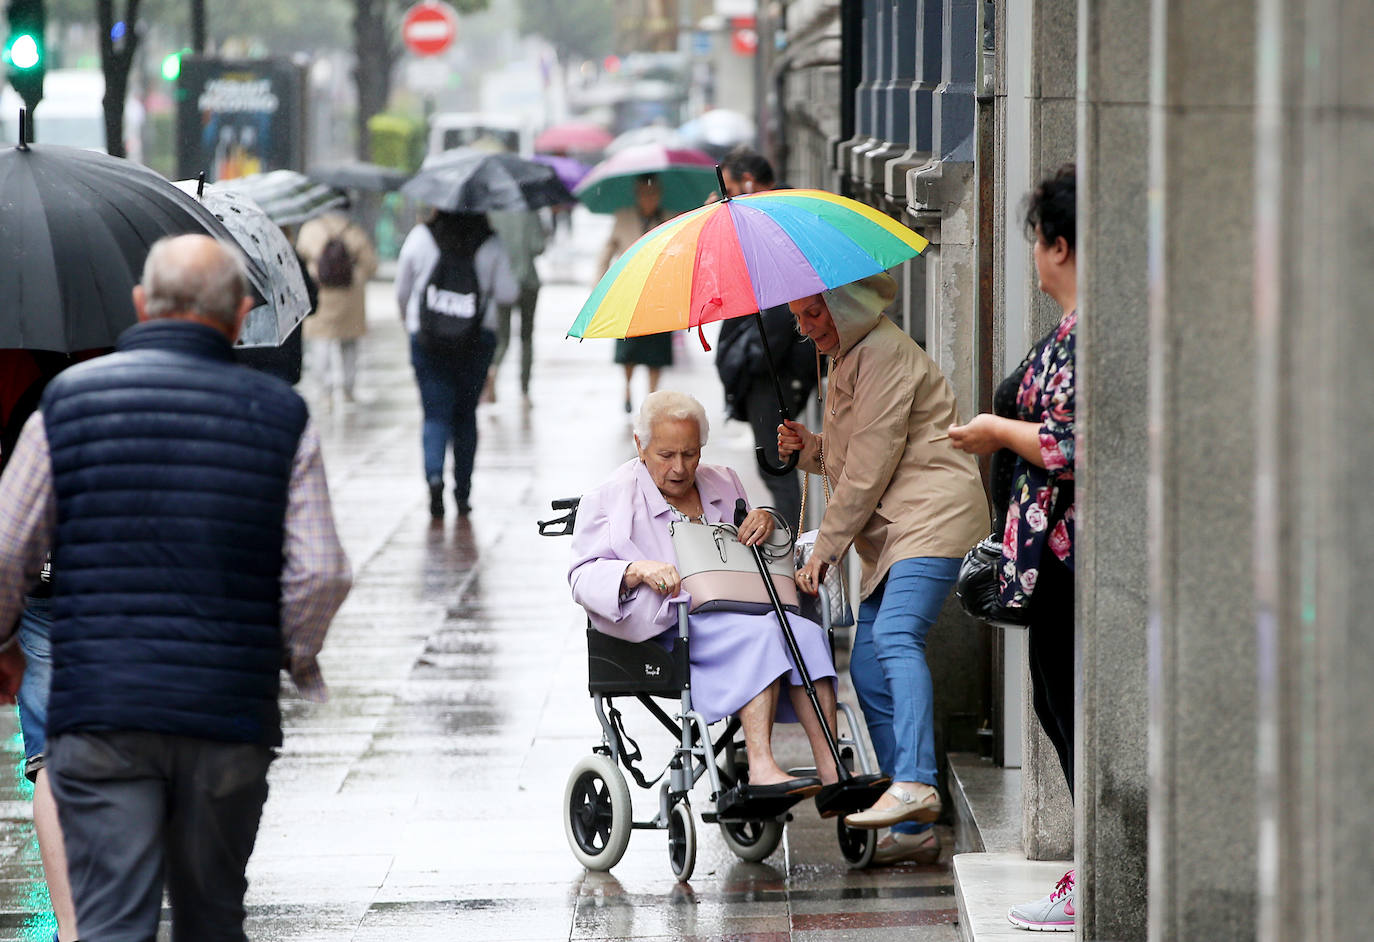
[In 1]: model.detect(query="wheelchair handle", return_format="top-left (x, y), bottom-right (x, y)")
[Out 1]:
top-left (537, 496), bottom-right (581, 537)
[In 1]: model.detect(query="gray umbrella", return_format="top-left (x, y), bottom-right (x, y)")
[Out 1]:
top-left (402, 148), bottom-right (574, 212)
top-left (174, 180), bottom-right (311, 348)
top-left (216, 170), bottom-right (348, 227)
top-left (308, 162), bottom-right (409, 193)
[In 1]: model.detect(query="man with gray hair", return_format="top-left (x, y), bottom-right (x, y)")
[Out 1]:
top-left (0, 234), bottom-right (352, 941)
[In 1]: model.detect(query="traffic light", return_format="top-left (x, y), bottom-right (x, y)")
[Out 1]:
top-left (161, 48), bottom-right (189, 82)
top-left (4, 0), bottom-right (46, 111)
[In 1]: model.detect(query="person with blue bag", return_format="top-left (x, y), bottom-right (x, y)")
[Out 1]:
top-left (778, 272), bottom-right (989, 864)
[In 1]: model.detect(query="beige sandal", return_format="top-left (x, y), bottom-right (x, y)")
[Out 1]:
top-left (872, 828), bottom-right (940, 866)
top-left (842, 783), bottom-right (941, 829)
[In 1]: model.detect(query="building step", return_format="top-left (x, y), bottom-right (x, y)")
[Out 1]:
top-left (947, 753), bottom-right (1073, 942)
top-left (953, 853), bottom-right (1072, 942)
top-left (948, 751), bottom-right (1024, 855)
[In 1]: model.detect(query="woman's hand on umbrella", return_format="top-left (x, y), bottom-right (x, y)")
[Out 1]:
top-left (737, 509), bottom-right (775, 546)
top-left (947, 415), bottom-right (1006, 455)
top-left (625, 560), bottom-right (681, 596)
top-left (795, 554), bottom-right (828, 596)
top-left (777, 419), bottom-right (814, 460)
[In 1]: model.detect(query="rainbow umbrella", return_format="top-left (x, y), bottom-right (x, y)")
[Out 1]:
top-left (568, 185), bottom-right (929, 473)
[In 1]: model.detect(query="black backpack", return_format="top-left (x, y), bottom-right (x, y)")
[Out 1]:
top-left (418, 236), bottom-right (487, 353)
top-left (316, 230), bottom-right (354, 289)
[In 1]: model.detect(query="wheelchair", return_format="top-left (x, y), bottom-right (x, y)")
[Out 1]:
top-left (540, 496), bottom-right (890, 882)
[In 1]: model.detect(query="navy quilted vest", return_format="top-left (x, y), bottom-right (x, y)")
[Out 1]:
top-left (42, 320), bottom-right (309, 747)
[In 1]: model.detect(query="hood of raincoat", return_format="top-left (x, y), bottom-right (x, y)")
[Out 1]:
top-left (820, 271), bottom-right (899, 357)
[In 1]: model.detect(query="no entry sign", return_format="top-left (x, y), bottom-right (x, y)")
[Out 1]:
top-left (402, 2), bottom-right (458, 58)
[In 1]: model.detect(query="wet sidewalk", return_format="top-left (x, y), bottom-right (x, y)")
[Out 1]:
top-left (0, 212), bottom-right (959, 941)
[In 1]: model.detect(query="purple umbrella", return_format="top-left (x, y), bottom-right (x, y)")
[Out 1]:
top-left (532, 154), bottom-right (592, 194)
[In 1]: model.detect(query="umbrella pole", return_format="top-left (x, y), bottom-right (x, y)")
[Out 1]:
top-left (734, 500), bottom-right (849, 778)
top-left (752, 311), bottom-right (800, 477)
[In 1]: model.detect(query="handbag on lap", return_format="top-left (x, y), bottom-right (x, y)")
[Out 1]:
top-left (669, 516), bottom-right (800, 615)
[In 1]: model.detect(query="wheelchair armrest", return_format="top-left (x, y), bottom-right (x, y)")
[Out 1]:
top-left (586, 627), bottom-right (687, 696)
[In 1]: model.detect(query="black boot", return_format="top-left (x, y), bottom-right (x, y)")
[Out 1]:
top-left (428, 478), bottom-right (444, 519)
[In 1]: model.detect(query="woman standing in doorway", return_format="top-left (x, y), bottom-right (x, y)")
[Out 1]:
top-left (949, 164), bottom-right (1078, 932)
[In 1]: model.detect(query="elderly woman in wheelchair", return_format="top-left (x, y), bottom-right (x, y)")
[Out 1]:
top-left (568, 390), bottom-right (840, 799)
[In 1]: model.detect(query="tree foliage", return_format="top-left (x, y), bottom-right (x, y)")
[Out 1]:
top-left (515, 0), bottom-right (612, 67)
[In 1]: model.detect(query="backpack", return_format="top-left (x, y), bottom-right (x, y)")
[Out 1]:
top-left (316, 228), bottom-right (354, 289)
top-left (418, 235), bottom-right (487, 353)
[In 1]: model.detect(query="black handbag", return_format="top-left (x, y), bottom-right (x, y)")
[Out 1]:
top-left (955, 536), bottom-right (1032, 629)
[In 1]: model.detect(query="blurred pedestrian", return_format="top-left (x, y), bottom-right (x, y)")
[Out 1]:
top-left (297, 208), bottom-right (379, 404)
top-left (949, 164), bottom-right (1078, 932)
top-left (0, 234), bottom-right (352, 942)
top-left (712, 148), bottom-right (815, 532)
top-left (396, 210), bottom-right (519, 518)
top-left (0, 349), bottom-right (99, 942)
top-left (599, 174), bottom-right (672, 413)
top-left (778, 272), bottom-right (988, 866)
top-left (486, 209), bottom-right (547, 403)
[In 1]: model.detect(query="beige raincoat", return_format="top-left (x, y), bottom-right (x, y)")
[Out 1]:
top-left (793, 273), bottom-right (989, 599)
top-left (297, 212), bottom-right (379, 341)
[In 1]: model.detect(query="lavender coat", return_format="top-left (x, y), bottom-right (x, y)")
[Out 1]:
top-left (569, 459), bottom-right (836, 724)
top-left (568, 459), bottom-right (746, 641)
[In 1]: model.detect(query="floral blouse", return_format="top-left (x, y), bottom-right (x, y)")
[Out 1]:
top-left (999, 310), bottom-right (1077, 607)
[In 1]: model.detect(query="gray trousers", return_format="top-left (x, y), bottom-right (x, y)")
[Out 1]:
top-left (744, 383), bottom-right (802, 534)
top-left (493, 282), bottom-right (540, 394)
top-left (48, 731), bottom-right (275, 942)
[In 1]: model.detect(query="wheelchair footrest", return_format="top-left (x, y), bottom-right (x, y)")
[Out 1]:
top-left (713, 783), bottom-right (810, 822)
top-left (813, 773), bottom-right (892, 819)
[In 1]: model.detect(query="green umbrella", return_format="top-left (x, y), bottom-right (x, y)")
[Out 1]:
top-left (573, 144), bottom-right (719, 215)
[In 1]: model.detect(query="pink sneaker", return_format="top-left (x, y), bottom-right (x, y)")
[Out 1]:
top-left (1007, 869), bottom-right (1074, 932)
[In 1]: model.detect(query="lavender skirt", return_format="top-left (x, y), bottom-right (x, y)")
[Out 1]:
top-left (664, 609), bottom-right (837, 725)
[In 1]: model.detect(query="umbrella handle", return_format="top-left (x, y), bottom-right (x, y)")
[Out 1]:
top-left (757, 446), bottom-right (799, 477)
top-left (750, 310), bottom-right (800, 478)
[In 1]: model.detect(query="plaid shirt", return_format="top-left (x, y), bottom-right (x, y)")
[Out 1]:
top-left (0, 412), bottom-right (351, 702)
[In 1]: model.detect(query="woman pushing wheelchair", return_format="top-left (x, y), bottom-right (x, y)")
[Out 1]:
top-left (779, 273), bottom-right (989, 865)
top-left (568, 390), bottom-right (839, 799)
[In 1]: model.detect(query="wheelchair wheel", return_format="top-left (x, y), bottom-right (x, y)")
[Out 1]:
top-left (718, 816), bottom-right (784, 863)
top-left (564, 754), bottom-right (632, 871)
top-left (667, 800), bottom-right (696, 882)
top-left (836, 817), bottom-right (877, 869)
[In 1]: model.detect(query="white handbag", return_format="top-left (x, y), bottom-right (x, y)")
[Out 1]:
top-left (669, 518), bottom-right (800, 615)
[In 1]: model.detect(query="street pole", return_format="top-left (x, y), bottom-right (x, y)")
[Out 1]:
top-left (190, 0), bottom-right (205, 54)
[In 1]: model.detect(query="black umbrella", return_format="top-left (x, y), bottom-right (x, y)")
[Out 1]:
top-left (308, 161), bottom-right (409, 193)
top-left (401, 147), bottom-right (574, 212)
top-left (0, 117), bottom-right (272, 353)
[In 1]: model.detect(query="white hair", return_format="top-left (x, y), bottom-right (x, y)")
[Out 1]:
top-left (634, 390), bottom-right (709, 448)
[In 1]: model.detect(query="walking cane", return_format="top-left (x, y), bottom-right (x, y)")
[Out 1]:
top-left (733, 500), bottom-right (891, 816)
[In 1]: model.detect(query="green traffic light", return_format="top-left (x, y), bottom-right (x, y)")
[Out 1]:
top-left (161, 52), bottom-right (181, 81)
top-left (7, 33), bottom-right (39, 70)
